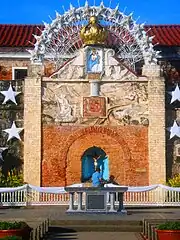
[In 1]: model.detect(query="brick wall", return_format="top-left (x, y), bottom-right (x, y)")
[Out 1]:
top-left (42, 125), bottom-right (148, 187)
top-left (0, 59), bottom-right (55, 80)
top-left (143, 65), bottom-right (166, 185)
top-left (0, 60), bottom-right (29, 80)
top-left (23, 64), bottom-right (43, 186)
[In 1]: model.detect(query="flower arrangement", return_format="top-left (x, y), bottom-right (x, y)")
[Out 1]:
top-left (167, 174), bottom-right (180, 187)
top-left (0, 168), bottom-right (23, 187)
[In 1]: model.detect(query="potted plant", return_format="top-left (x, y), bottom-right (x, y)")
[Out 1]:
top-left (0, 221), bottom-right (31, 239)
top-left (156, 222), bottom-right (180, 240)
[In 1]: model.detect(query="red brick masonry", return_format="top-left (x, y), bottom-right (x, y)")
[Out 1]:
top-left (42, 125), bottom-right (148, 187)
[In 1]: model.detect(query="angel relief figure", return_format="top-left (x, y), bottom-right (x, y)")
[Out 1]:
top-left (55, 94), bottom-right (75, 122)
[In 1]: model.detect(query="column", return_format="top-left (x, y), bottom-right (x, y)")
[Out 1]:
top-left (89, 80), bottom-right (100, 96)
top-left (23, 63), bottom-right (44, 186)
top-left (109, 192), bottom-right (116, 212)
top-left (77, 192), bottom-right (83, 211)
top-left (143, 65), bottom-right (166, 185)
top-left (67, 192), bottom-right (75, 212)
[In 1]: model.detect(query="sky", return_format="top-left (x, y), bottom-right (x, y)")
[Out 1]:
top-left (0, 0), bottom-right (179, 25)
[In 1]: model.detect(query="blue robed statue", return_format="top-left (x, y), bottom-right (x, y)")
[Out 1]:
top-left (87, 49), bottom-right (101, 73)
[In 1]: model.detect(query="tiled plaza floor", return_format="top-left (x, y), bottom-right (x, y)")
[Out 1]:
top-left (0, 206), bottom-right (180, 221)
top-left (44, 232), bottom-right (143, 240)
top-left (0, 206), bottom-right (179, 240)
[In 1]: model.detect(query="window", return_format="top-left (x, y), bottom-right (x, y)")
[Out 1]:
top-left (12, 67), bottom-right (27, 80)
top-left (176, 144), bottom-right (180, 157)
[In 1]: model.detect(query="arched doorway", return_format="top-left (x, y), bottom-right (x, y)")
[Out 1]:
top-left (81, 146), bottom-right (109, 182)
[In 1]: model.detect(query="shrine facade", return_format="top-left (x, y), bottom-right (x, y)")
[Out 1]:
top-left (0, 2), bottom-right (180, 186)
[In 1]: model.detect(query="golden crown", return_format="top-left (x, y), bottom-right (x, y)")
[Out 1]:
top-left (80, 16), bottom-right (108, 45)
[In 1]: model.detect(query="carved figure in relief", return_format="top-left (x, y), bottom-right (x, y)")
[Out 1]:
top-left (125, 83), bottom-right (148, 103)
top-left (104, 64), bottom-right (130, 80)
top-left (42, 84), bottom-right (79, 123)
top-left (50, 63), bottom-right (84, 79)
top-left (105, 66), bottom-right (113, 78)
top-left (112, 65), bottom-right (128, 79)
top-left (80, 82), bottom-right (148, 126)
top-left (55, 94), bottom-right (75, 122)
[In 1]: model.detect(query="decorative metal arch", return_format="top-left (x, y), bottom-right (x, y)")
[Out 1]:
top-left (28, 1), bottom-right (160, 71)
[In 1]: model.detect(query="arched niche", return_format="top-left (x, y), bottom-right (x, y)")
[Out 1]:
top-left (81, 146), bottom-right (109, 182)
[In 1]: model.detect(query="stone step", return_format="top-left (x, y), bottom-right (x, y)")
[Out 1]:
top-left (43, 232), bottom-right (142, 240)
top-left (51, 220), bottom-right (142, 226)
top-left (48, 225), bottom-right (142, 232)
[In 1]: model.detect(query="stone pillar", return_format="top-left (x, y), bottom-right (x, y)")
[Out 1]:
top-left (109, 192), bottom-right (116, 212)
top-left (67, 192), bottom-right (75, 211)
top-left (89, 80), bottom-right (100, 96)
top-left (77, 192), bottom-right (83, 211)
top-left (143, 65), bottom-right (166, 185)
top-left (23, 63), bottom-right (43, 186)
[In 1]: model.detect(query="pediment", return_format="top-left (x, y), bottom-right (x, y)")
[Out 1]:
top-left (49, 48), bottom-right (138, 81)
top-left (49, 50), bottom-right (85, 79)
top-left (102, 49), bottom-right (138, 81)
top-left (102, 57), bottom-right (138, 81)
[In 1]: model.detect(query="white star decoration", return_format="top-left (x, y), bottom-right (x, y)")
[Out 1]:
top-left (3, 121), bottom-right (23, 141)
top-left (0, 147), bottom-right (8, 161)
top-left (168, 85), bottom-right (180, 104)
top-left (0, 84), bottom-right (21, 105)
top-left (167, 120), bottom-right (180, 139)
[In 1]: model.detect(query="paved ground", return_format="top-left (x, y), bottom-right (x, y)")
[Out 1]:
top-left (44, 232), bottom-right (143, 240)
top-left (1, 206), bottom-right (180, 240)
top-left (0, 206), bottom-right (180, 221)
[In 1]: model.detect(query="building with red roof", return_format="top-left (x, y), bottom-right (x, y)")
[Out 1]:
top-left (0, 24), bottom-right (180, 81)
top-left (0, 3), bottom-right (180, 190)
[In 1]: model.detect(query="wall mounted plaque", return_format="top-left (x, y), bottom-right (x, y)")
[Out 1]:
top-left (83, 96), bottom-right (106, 118)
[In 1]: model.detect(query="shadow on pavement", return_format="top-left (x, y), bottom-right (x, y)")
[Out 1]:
top-left (128, 211), bottom-right (173, 214)
top-left (44, 227), bottom-right (78, 239)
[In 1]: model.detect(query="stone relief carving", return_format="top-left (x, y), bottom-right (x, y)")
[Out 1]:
top-left (124, 83), bottom-right (148, 103)
top-left (80, 103), bottom-right (149, 126)
top-left (50, 61), bottom-right (85, 79)
top-left (42, 81), bottom-right (148, 126)
top-left (42, 83), bottom-right (79, 123)
top-left (48, 48), bottom-right (137, 81)
top-left (103, 49), bottom-right (137, 81)
top-left (104, 65), bottom-right (130, 80)
top-left (55, 94), bottom-right (76, 122)
top-left (50, 50), bottom-right (85, 79)
top-left (111, 104), bottom-right (149, 125)
top-left (80, 82), bottom-right (148, 126)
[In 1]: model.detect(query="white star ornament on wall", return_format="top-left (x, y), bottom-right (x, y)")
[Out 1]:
top-left (167, 120), bottom-right (180, 139)
top-left (0, 147), bottom-right (8, 161)
top-left (3, 121), bottom-right (24, 141)
top-left (168, 85), bottom-right (180, 104)
top-left (0, 84), bottom-right (21, 105)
